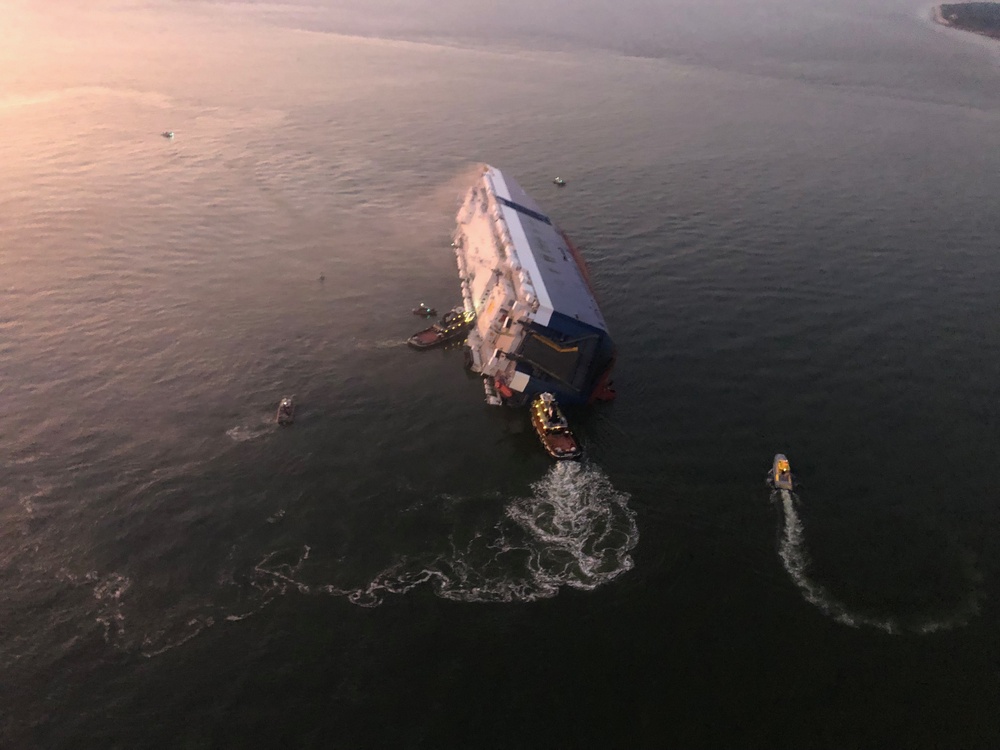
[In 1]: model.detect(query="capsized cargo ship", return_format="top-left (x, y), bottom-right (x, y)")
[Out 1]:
top-left (453, 165), bottom-right (615, 406)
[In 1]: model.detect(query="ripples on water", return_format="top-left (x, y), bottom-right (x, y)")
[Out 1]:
top-left (775, 489), bottom-right (981, 634)
top-left (348, 461), bottom-right (638, 606)
top-left (45, 463), bottom-right (635, 658)
top-left (4, 0), bottom-right (1000, 744)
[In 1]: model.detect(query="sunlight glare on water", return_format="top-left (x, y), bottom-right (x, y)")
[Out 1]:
top-left (2, 0), bottom-right (1000, 746)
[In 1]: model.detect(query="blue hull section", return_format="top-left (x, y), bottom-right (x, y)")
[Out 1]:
top-left (512, 311), bottom-right (615, 405)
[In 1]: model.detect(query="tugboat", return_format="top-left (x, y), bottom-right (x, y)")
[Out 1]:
top-left (769, 453), bottom-right (793, 490)
top-left (276, 396), bottom-right (295, 425)
top-left (553, 176), bottom-right (566, 186)
top-left (412, 302), bottom-right (437, 317)
top-left (408, 307), bottom-right (475, 349)
top-left (530, 393), bottom-right (581, 460)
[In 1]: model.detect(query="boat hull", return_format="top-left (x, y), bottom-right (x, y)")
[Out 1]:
top-left (453, 165), bottom-right (613, 406)
top-left (276, 399), bottom-right (295, 425)
top-left (529, 395), bottom-right (581, 460)
top-left (771, 453), bottom-right (793, 490)
top-left (407, 310), bottom-right (474, 350)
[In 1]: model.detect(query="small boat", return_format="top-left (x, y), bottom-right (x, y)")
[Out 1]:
top-left (276, 397), bottom-right (295, 425)
top-left (412, 303), bottom-right (437, 317)
top-left (161, 131), bottom-right (174, 139)
top-left (530, 393), bottom-right (581, 460)
top-left (408, 307), bottom-right (474, 349)
top-left (770, 453), bottom-right (793, 490)
top-left (553, 177), bottom-right (566, 186)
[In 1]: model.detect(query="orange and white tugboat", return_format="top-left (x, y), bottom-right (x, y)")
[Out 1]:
top-left (407, 306), bottom-right (475, 350)
top-left (530, 392), bottom-right (581, 460)
top-left (769, 453), bottom-right (793, 491)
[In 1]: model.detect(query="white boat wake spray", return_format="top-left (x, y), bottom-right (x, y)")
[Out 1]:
top-left (345, 461), bottom-right (638, 606)
top-left (776, 487), bottom-right (979, 634)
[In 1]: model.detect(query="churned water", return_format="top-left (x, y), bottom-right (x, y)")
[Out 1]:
top-left (2, 0), bottom-right (1000, 746)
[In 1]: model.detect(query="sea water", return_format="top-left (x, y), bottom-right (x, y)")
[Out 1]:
top-left (2, 1), bottom-right (1000, 746)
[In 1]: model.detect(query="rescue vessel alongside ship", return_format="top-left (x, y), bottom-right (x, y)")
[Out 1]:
top-left (452, 165), bottom-right (615, 407)
top-left (407, 306), bottom-right (475, 349)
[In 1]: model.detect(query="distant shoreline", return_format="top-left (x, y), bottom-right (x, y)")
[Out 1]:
top-left (933, 3), bottom-right (1000, 41)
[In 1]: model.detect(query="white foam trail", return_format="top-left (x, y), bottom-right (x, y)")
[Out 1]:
top-left (353, 338), bottom-right (408, 351)
top-left (69, 465), bottom-right (637, 657)
top-left (252, 545), bottom-right (313, 595)
top-left (56, 567), bottom-right (220, 658)
top-left (55, 569), bottom-right (133, 646)
top-left (140, 616), bottom-right (215, 659)
top-left (777, 489), bottom-right (978, 634)
top-left (91, 572), bottom-right (131, 644)
top-left (243, 462), bottom-right (637, 608)
top-left (343, 462), bottom-right (638, 606)
top-left (226, 421), bottom-right (274, 442)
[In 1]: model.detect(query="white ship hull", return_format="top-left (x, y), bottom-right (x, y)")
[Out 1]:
top-left (453, 165), bottom-right (615, 406)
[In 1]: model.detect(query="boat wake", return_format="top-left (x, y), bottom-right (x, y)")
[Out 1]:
top-left (344, 461), bottom-right (638, 606)
top-left (59, 463), bottom-right (637, 658)
top-left (776, 489), bottom-right (979, 634)
top-left (226, 419), bottom-right (275, 443)
top-left (55, 568), bottom-right (219, 658)
top-left (90, 571), bottom-right (131, 644)
top-left (353, 338), bottom-right (409, 351)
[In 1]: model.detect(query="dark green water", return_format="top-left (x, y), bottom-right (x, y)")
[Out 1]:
top-left (2, 1), bottom-right (1000, 746)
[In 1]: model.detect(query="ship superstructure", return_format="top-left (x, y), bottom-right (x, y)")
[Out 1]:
top-left (453, 165), bottom-right (615, 406)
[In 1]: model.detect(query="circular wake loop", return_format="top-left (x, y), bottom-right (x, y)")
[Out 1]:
top-left (339, 461), bottom-right (638, 607)
top-left (507, 461), bottom-right (639, 593)
top-left (67, 463), bottom-right (638, 657)
top-left (777, 489), bottom-right (979, 634)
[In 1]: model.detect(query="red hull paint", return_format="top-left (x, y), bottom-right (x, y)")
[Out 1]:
top-left (589, 355), bottom-right (617, 403)
top-left (559, 229), bottom-right (597, 299)
top-left (560, 229), bottom-right (616, 402)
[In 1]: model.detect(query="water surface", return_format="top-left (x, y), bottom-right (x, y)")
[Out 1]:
top-left (2, 1), bottom-right (1000, 746)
